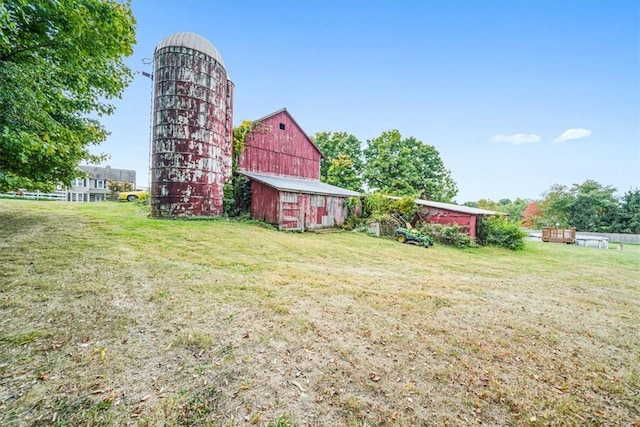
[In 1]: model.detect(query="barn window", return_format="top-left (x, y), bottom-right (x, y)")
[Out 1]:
top-left (279, 123), bottom-right (286, 130)
top-left (282, 193), bottom-right (297, 203)
top-left (310, 195), bottom-right (325, 207)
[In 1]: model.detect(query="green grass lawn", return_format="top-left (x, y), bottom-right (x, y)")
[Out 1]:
top-left (1, 200), bottom-right (638, 426)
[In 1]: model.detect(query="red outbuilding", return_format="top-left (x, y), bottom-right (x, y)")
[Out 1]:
top-left (238, 108), bottom-right (321, 179)
top-left (412, 199), bottom-right (505, 239)
top-left (238, 108), bottom-right (360, 231)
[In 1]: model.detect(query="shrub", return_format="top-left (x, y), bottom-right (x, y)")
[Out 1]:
top-left (342, 197), bottom-right (364, 230)
top-left (391, 196), bottom-right (417, 218)
top-left (420, 223), bottom-right (477, 248)
top-left (341, 214), bottom-right (361, 231)
top-left (361, 193), bottom-right (417, 224)
top-left (362, 193), bottom-right (392, 219)
top-left (223, 174), bottom-right (251, 217)
top-left (476, 216), bottom-right (526, 250)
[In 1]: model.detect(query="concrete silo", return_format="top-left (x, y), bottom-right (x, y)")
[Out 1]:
top-left (151, 32), bottom-right (234, 218)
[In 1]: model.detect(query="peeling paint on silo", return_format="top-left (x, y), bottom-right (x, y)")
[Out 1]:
top-left (150, 32), bottom-right (233, 218)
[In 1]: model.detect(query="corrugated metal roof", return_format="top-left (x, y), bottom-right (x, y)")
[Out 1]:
top-left (239, 171), bottom-right (360, 197)
top-left (156, 32), bottom-right (227, 72)
top-left (414, 198), bottom-right (505, 215)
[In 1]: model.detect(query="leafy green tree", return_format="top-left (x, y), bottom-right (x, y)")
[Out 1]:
top-left (540, 180), bottom-right (621, 232)
top-left (569, 181), bottom-right (619, 231)
top-left (539, 184), bottom-right (573, 227)
top-left (363, 130), bottom-right (457, 202)
top-left (0, 0), bottom-right (136, 191)
top-left (618, 189), bottom-right (640, 233)
top-left (312, 131), bottom-right (363, 191)
top-left (499, 198), bottom-right (528, 222)
top-left (468, 198), bottom-right (528, 222)
top-left (326, 154), bottom-right (361, 192)
top-left (477, 199), bottom-right (499, 211)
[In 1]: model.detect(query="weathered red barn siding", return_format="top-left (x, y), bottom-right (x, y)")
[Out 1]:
top-left (249, 181), bottom-right (279, 224)
top-left (275, 192), bottom-right (349, 231)
top-left (326, 196), bottom-right (349, 226)
top-left (418, 207), bottom-right (477, 238)
top-left (238, 110), bottom-right (321, 179)
top-left (280, 192), bottom-right (307, 230)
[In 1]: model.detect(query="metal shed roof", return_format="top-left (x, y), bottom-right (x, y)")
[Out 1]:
top-left (239, 172), bottom-right (360, 197)
top-left (414, 198), bottom-right (505, 215)
top-left (156, 32), bottom-right (227, 72)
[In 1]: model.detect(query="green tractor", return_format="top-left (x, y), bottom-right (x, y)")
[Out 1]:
top-left (394, 226), bottom-right (433, 248)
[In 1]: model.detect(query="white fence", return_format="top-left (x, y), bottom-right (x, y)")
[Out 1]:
top-left (3, 191), bottom-right (66, 201)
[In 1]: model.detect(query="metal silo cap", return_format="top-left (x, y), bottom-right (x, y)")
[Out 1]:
top-left (155, 32), bottom-right (228, 74)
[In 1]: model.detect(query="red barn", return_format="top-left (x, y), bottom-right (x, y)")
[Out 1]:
top-left (412, 199), bottom-right (505, 239)
top-left (238, 108), bottom-right (359, 230)
top-left (238, 108), bottom-right (321, 179)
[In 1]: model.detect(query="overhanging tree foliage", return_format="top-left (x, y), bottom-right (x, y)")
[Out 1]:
top-left (0, 0), bottom-right (136, 191)
top-left (363, 130), bottom-right (457, 202)
top-left (312, 131), bottom-right (363, 192)
top-left (325, 153), bottom-right (361, 191)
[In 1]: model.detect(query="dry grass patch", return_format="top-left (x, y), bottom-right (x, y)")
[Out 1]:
top-left (0, 199), bottom-right (638, 426)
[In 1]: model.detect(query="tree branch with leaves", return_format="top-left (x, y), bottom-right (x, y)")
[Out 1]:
top-left (0, 0), bottom-right (136, 191)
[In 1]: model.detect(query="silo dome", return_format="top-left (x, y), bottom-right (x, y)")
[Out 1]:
top-left (150, 32), bottom-right (234, 218)
top-left (155, 32), bottom-right (227, 73)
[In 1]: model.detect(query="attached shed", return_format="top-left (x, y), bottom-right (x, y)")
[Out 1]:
top-left (240, 171), bottom-right (359, 231)
top-left (412, 199), bottom-right (505, 239)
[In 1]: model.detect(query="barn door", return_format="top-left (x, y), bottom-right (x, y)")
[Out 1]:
top-left (280, 192), bottom-right (303, 231)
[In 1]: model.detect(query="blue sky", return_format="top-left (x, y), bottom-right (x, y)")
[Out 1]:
top-left (98, 0), bottom-right (640, 203)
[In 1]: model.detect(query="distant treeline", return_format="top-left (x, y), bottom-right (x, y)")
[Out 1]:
top-left (463, 180), bottom-right (640, 234)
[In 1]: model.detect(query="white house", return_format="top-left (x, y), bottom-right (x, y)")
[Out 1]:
top-left (66, 166), bottom-right (136, 202)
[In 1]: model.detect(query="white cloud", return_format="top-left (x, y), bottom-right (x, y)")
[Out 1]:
top-left (490, 134), bottom-right (541, 145)
top-left (554, 128), bottom-right (592, 143)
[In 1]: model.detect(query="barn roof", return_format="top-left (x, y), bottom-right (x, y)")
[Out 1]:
top-left (240, 171), bottom-right (360, 197)
top-left (254, 108), bottom-right (323, 158)
top-left (414, 199), bottom-right (506, 216)
top-left (156, 32), bottom-right (227, 74)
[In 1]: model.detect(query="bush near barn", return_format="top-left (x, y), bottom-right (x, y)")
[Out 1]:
top-left (419, 223), bottom-right (477, 248)
top-left (476, 216), bottom-right (527, 250)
